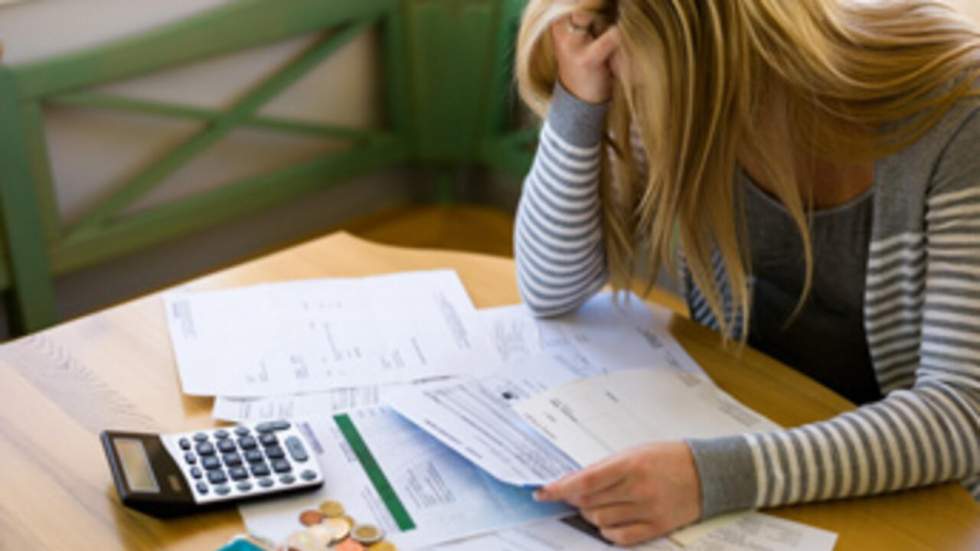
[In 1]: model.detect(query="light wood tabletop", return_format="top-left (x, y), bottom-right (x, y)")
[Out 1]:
top-left (0, 232), bottom-right (976, 550)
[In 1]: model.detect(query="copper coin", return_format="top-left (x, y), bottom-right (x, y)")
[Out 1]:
top-left (368, 542), bottom-right (396, 551)
top-left (298, 509), bottom-right (324, 526)
top-left (335, 539), bottom-right (365, 551)
top-left (350, 523), bottom-right (385, 545)
top-left (318, 499), bottom-right (346, 518)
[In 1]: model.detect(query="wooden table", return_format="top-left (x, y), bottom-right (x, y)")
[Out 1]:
top-left (0, 232), bottom-right (976, 550)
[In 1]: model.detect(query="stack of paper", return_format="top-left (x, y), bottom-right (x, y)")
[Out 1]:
top-left (164, 271), bottom-right (838, 551)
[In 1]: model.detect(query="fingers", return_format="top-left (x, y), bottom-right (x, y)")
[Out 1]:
top-left (586, 26), bottom-right (619, 65)
top-left (534, 457), bottom-right (628, 503)
top-left (600, 523), bottom-right (665, 547)
top-left (580, 502), bottom-right (646, 529)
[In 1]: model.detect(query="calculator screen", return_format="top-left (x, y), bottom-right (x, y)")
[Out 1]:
top-left (114, 437), bottom-right (160, 493)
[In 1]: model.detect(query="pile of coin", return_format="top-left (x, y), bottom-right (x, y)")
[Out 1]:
top-left (276, 499), bottom-right (396, 551)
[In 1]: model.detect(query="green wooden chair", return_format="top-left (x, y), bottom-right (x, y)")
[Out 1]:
top-left (0, 0), bottom-right (534, 334)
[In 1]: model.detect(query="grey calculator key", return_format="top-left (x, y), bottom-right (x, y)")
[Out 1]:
top-left (266, 445), bottom-right (285, 460)
top-left (256, 422), bottom-right (276, 433)
top-left (285, 436), bottom-right (309, 462)
top-left (190, 466), bottom-right (202, 479)
top-left (217, 439), bottom-right (236, 453)
top-left (184, 452), bottom-right (197, 464)
top-left (193, 432), bottom-right (208, 442)
top-left (207, 469), bottom-right (228, 484)
top-left (300, 469), bottom-right (316, 481)
top-left (279, 474), bottom-right (295, 485)
top-left (215, 484), bottom-right (231, 496)
top-left (257, 477), bottom-right (274, 488)
top-left (214, 429), bottom-right (230, 439)
top-left (229, 466), bottom-right (249, 480)
top-left (271, 459), bottom-right (291, 473)
top-left (179, 437), bottom-right (191, 450)
top-left (259, 433), bottom-right (278, 447)
top-left (238, 435), bottom-right (258, 450)
top-left (245, 449), bottom-right (264, 463)
top-left (250, 462), bottom-right (270, 477)
top-left (223, 452), bottom-right (243, 467)
top-left (270, 420), bottom-right (291, 431)
top-left (195, 441), bottom-right (215, 456)
top-left (236, 481), bottom-right (252, 492)
top-left (202, 456), bottom-right (221, 470)
top-left (196, 481), bottom-right (208, 495)
top-left (234, 426), bottom-right (250, 437)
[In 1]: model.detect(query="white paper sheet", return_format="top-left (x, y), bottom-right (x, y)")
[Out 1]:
top-left (165, 270), bottom-right (497, 396)
top-left (238, 407), bottom-right (570, 550)
top-left (435, 516), bottom-right (678, 550)
top-left (387, 359), bottom-right (584, 487)
top-left (514, 368), bottom-right (780, 468)
top-left (480, 292), bottom-right (706, 378)
top-left (211, 385), bottom-right (391, 422)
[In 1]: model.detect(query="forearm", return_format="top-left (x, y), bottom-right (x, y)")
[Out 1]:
top-left (515, 83), bottom-right (609, 316)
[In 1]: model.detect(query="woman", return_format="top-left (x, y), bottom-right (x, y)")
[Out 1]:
top-left (514, 0), bottom-right (980, 545)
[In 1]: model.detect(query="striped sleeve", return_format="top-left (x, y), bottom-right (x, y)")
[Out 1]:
top-left (690, 109), bottom-right (980, 517)
top-left (514, 83), bottom-right (609, 316)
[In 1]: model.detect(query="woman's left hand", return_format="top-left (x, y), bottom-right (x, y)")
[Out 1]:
top-left (534, 441), bottom-right (702, 546)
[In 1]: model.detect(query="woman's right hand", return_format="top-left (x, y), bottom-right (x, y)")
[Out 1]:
top-left (550, 10), bottom-right (620, 104)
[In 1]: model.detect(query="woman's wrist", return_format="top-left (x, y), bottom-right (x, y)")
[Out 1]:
top-left (686, 436), bottom-right (759, 519)
top-left (546, 81), bottom-right (609, 149)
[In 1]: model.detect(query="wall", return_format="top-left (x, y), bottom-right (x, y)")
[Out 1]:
top-left (0, 0), bottom-right (421, 333)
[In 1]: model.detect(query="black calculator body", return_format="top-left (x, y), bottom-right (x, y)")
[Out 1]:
top-left (101, 420), bottom-right (323, 517)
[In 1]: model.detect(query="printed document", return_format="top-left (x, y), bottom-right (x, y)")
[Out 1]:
top-left (238, 407), bottom-right (569, 549)
top-left (515, 368), bottom-right (779, 468)
top-left (165, 270), bottom-right (496, 396)
top-left (211, 385), bottom-right (390, 422)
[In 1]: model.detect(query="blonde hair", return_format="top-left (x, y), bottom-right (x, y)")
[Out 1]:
top-left (516, 0), bottom-right (980, 342)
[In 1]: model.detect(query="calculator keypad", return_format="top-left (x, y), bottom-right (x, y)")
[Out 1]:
top-left (163, 421), bottom-right (321, 505)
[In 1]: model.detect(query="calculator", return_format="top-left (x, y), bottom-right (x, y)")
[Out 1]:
top-left (100, 420), bottom-right (324, 517)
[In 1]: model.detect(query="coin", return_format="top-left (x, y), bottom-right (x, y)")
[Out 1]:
top-left (298, 509), bottom-right (324, 526)
top-left (334, 539), bottom-right (365, 551)
top-left (368, 542), bottom-right (396, 551)
top-left (286, 530), bottom-right (318, 551)
top-left (306, 524), bottom-right (335, 548)
top-left (350, 523), bottom-right (385, 545)
top-left (324, 516), bottom-right (352, 542)
top-left (318, 499), bottom-right (346, 518)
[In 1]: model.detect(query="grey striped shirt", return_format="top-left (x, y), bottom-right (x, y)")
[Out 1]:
top-left (515, 83), bottom-right (980, 518)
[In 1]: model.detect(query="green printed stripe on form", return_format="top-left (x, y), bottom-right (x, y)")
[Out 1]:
top-left (333, 413), bottom-right (416, 531)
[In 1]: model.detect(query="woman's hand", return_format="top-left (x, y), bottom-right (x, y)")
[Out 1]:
top-left (534, 442), bottom-right (702, 547)
top-left (550, 9), bottom-right (620, 104)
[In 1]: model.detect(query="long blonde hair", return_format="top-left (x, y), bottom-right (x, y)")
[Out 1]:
top-left (516, 0), bottom-right (980, 342)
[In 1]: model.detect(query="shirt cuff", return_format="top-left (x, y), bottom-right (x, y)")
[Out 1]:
top-left (546, 82), bottom-right (609, 149)
top-left (686, 435), bottom-right (759, 519)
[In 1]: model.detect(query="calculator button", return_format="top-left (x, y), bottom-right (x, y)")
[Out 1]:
top-left (215, 484), bottom-right (231, 496)
top-left (244, 449), bottom-right (264, 463)
top-left (202, 456), bottom-right (221, 470)
top-left (250, 462), bottom-right (270, 477)
top-left (256, 422), bottom-right (276, 433)
top-left (271, 459), bottom-right (291, 473)
top-left (279, 474), bottom-right (295, 485)
top-left (265, 445), bottom-right (285, 460)
top-left (214, 429), bottom-right (230, 439)
top-left (236, 481), bottom-right (253, 492)
top-left (184, 452), bottom-right (197, 464)
top-left (229, 466), bottom-right (249, 481)
top-left (195, 441), bottom-right (215, 456)
top-left (190, 467), bottom-right (202, 479)
top-left (222, 452), bottom-right (243, 467)
top-left (217, 439), bottom-right (236, 453)
top-left (193, 432), bottom-right (208, 442)
top-left (207, 470), bottom-right (228, 484)
top-left (259, 433), bottom-right (278, 447)
top-left (257, 477), bottom-right (274, 488)
top-left (238, 436), bottom-right (258, 450)
top-left (271, 420), bottom-right (291, 431)
top-left (234, 426), bottom-right (250, 437)
top-left (300, 469), bottom-right (317, 481)
top-left (285, 436), bottom-right (309, 462)
top-left (196, 481), bottom-right (208, 495)
top-left (179, 437), bottom-right (191, 450)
